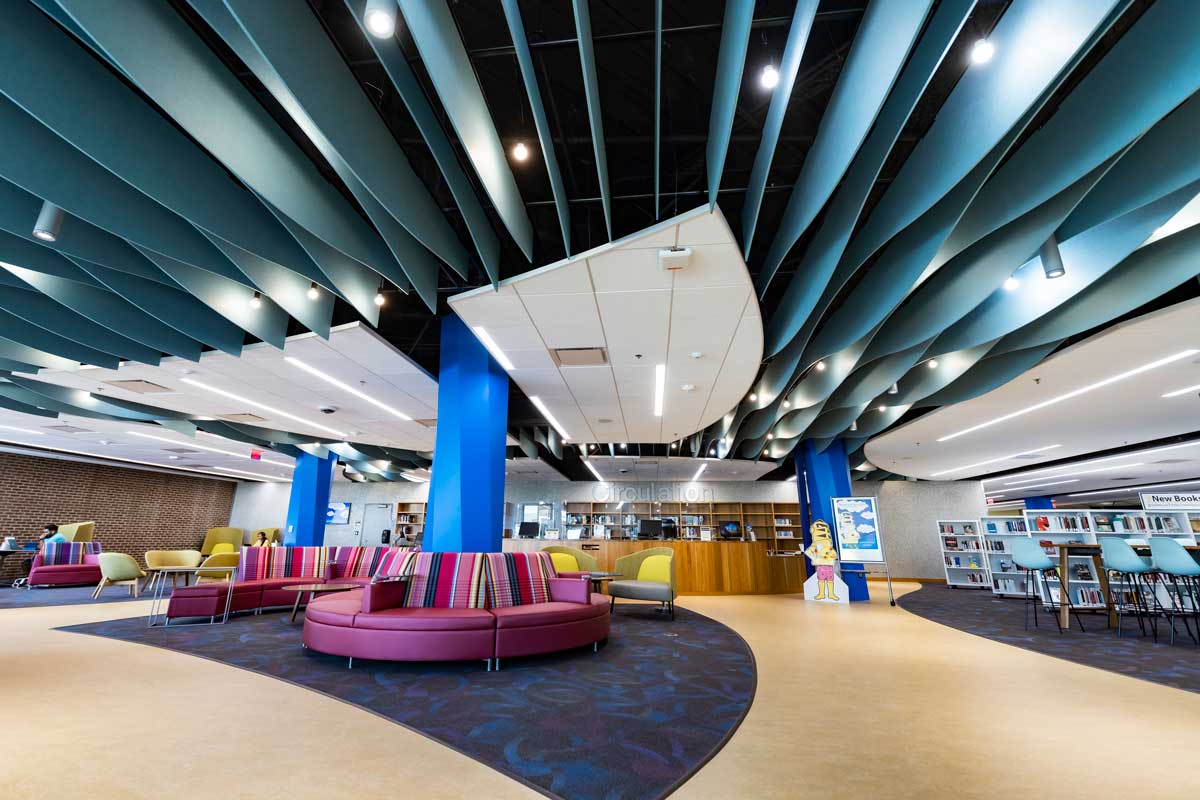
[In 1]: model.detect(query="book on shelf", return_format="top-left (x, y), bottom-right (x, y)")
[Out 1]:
top-left (985, 520), bottom-right (998, 534)
top-left (993, 577), bottom-right (1026, 594)
top-left (1191, 517), bottom-right (1200, 534)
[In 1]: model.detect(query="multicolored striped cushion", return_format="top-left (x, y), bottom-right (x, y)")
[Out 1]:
top-left (237, 547), bottom-right (271, 581)
top-left (402, 552), bottom-right (486, 609)
top-left (484, 552), bottom-right (557, 608)
top-left (41, 541), bottom-right (101, 566)
top-left (265, 546), bottom-right (328, 579)
top-left (374, 546), bottom-right (419, 578)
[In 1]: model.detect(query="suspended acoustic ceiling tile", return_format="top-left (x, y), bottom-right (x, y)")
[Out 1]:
top-left (450, 205), bottom-right (763, 444)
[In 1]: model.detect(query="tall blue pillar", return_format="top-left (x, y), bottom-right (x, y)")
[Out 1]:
top-left (284, 451), bottom-right (338, 546)
top-left (1024, 496), bottom-right (1054, 510)
top-left (797, 439), bottom-right (869, 601)
top-left (426, 315), bottom-right (508, 552)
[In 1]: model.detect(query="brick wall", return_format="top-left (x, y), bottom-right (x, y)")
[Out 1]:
top-left (0, 452), bottom-right (236, 583)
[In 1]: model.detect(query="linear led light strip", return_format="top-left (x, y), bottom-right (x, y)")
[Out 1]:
top-left (0, 436), bottom-right (285, 483)
top-left (937, 350), bottom-right (1199, 442)
top-left (285, 357), bottom-right (412, 421)
top-left (983, 440), bottom-right (1200, 484)
top-left (472, 326), bottom-right (515, 371)
top-left (583, 459), bottom-right (604, 482)
top-left (214, 466), bottom-right (291, 482)
top-left (1067, 478), bottom-right (1200, 498)
top-left (1001, 462), bottom-right (1144, 487)
top-left (127, 430), bottom-right (293, 468)
top-left (691, 462), bottom-right (707, 482)
top-left (929, 445), bottom-right (1062, 477)
top-left (0, 423), bottom-right (43, 435)
top-left (529, 396), bottom-right (570, 441)
top-left (992, 478), bottom-right (1079, 492)
top-left (180, 377), bottom-right (347, 438)
top-left (1163, 382), bottom-right (1200, 398)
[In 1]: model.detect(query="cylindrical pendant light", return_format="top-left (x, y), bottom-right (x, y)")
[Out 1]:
top-left (33, 200), bottom-right (64, 242)
top-left (1040, 234), bottom-right (1066, 279)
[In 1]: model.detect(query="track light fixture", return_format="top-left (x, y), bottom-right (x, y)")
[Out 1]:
top-left (374, 281), bottom-right (386, 307)
top-left (33, 199), bottom-right (64, 242)
top-left (760, 64), bottom-right (779, 89)
top-left (307, 282), bottom-right (319, 300)
top-left (970, 39), bottom-right (994, 65)
top-left (249, 291), bottom-right (262, 309)
top-left (888, 383), bottom-right (899, 395)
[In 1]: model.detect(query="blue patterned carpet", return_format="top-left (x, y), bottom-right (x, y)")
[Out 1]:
top-left (899, 584), bottom-right (1200, 693)
top-left (0, 584), bottom-right (148, 608)
top-left (62, 603), bottom-right (756, 800)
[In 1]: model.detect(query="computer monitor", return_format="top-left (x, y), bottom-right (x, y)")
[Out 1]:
top-left (719, 520), bottom-right (742, 539)
top-left (518, 521), bottom-right (540, 539)
top-left (639, 518), bottom-right (663, 539)
top-left (661, 518), bottom-right (678, 540)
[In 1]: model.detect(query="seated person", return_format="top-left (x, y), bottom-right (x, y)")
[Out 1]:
top-left (251, 531), bottom-right (269, 547)
top-left (22, 524), bottom-right (65, 574)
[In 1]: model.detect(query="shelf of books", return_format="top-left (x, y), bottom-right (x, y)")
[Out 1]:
top-left (937, 519), bottom-right (989, 588)
top-left (556, 500), bottom-right (803, 548)
top-left (395, 502), bottom-right (426, 542)
top-left (979, 515), bottom-right (1031, 597)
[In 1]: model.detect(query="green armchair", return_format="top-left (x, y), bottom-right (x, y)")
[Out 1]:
top-left (94, 553), bottom-right (146, 599)
top-left (200, 527), bottom-right (243, 555)
top-left (541, 545), bottom-right (600, 575)
top-left (607, 547), bottom-right (677, 619)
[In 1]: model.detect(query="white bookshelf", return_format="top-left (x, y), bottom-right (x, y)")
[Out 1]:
top-left (978, 515), bottom-right (1031, 597)
top-left (937, 519), bottom-right (989, 588)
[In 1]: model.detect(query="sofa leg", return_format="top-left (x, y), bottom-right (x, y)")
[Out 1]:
top-left (485, 659), bottom-right (492, 671)
top-left (495, 658), bottom-right (501, 671)
top-left (348, 657), bottom-right (353, 670)
top-left (593, 641), bottom-right (598, 653)
top-left (610, 596), bottom-right (616, 612)
top-left (670, 600), bottom-right (675, 620)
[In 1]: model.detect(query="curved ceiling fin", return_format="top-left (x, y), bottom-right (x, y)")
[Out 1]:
top-left (135, 246), bottom-right (287, 349)
top-left (501, 0), bottom-right (571, 258)
top-left (756, 0), bottom-right (931, 287)
top-left (213, 0), bottom-right (472, 279)
top-left (0, 95), bottom-right (253, 286)
top-left (348, 0), bottom-right (501, 281)
top-left (6, 375), bottom-right (180, 421)
top-left (0, 391), bottom-right (56, 416)
top-left (740, 0), bottom-right (819, 259)
top-left (55, 0), bottom-right (397, 273)
top-left (0, 285), bottom-right (161, 365)
top-left (0, 226), bottom-right (106, 287)
top-left (918, 341), bottom-right (1062, 408)
top-left (75, 259), bottom-right (245, 357)
top-left (758, 0), bottom-right (974, 342)
top-left (839, 0), bottom-right (1125, 283)
top-left (397, 0), bottom-right (535, 258)
top-left (0, 307), bottom-right (119, 368)
top-left (0, 3), bottom-right (322, 271)
top-left (3, 263), bottom-right (202, 361)
top-left (704, 0), bottom-right (754, 210)
top-left (571, 0), bottom-right (612, 240)
top-left (0, 336), bottom-right (77, 371)
top-left (945, 0), bottom-right (1200, 258)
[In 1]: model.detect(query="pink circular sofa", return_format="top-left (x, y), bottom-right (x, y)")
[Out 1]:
top-left (303, 551), bottom-right (610, 670)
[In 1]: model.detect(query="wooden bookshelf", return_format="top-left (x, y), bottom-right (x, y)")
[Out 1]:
top-left (395, 502), bottom-right (426, 543)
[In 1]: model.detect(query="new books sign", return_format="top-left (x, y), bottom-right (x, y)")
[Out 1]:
top-left (1140, 492), bottom-right (1200, 511)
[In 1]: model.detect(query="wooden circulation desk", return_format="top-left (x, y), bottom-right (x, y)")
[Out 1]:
top-left (503, 538), bottom-right (806, 595)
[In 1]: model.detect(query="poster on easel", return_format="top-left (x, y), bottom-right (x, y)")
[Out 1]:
top-left (831, 496), bottom-right (884, 563)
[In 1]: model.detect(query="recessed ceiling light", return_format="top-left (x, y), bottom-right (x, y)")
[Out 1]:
top-left (767, 433), bottom-right (774, 440)
top-left (0, 423), bottom-right (43, 435)
top-left (748, 393), bottom-right (758, 402)
top-left (927, 359), bottom-right (939, 369)
top-left (32, 199), bottom-right (64, 242)
top-left (783, 399), bottom-right (791, 408)
top-left (511, 142), bottom-right (529, 161)
top-left (938, 350), bottom-right (1198, 441)
top-left (815, 361), bottom-right (826, 372)
top-left (653, 364), bottom-right (665, 417)
top-left (583, 459), bottom-right (605, 482)
top-left (1162, 382), bottom-right (1200, 398)
top-left (619, 443), bottom-right (626, 449)
top-left (970, 39), bottom-right (994, 65)
top-left (691, 462), bottom-right (707, 482)
top-left (249, 291), bottom-right (262, 309)
top-left (760, 64), bottom-right (779, 89)
top-left (877, 405), bottom-right (886, 412)
top-left (690, 351), bottom-right (703, 359)
top-left (529, 396), bottom-right (571, 441)
top-left (180, 377), bottom-right (348, 438)
top-left (284, 357), bottom-right (412, 421)
top-left (363, 0), bottom-right (396, 38)
top-left (471, 326), bottom-right (514, 371)
top-left (1003, 276), bottom-right (1020, 291)
top-left (930, 445), bottom-right (1063, 477)
top-left (127, 430), bottom-right (293, 468)
top-left (1001, 478), bottom-right (1081, 492)
top-left (307, 282), bottom-right (320, 300)
top-left (671, 442), bottom-right (677, 449)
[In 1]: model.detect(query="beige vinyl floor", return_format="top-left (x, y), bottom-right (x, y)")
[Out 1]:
top-left (2, 584), bottom-right (1199, 799)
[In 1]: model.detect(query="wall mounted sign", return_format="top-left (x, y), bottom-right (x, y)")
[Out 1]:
top-left (1140, 491), bottom-right (1200, 511)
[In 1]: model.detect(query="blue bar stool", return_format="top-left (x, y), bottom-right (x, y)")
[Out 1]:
top-left (1148, 537), bottom-right (1200, 645)
top-left (1011, 538), bottom-right (1085, 634)
top-left (1098, 536), bottom-right (1159, 641)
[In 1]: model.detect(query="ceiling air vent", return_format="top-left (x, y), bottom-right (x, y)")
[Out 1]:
top-left (1011, 453), bottom-right (1045, 460)
top-left (163, 447), bottom-right (200, 454)
top-left (552, 347), bottom-right (608, 367)
top-left (1153, 458), bottom-right (1193, 464)
top-left (596, 418), bottom-right (614, 424)
top-left (179, 464), bottom-right (214, 470)
top-left (220, 413), bottom-right (268, 424)
top-left (104, 379), bottom-right (173, 394)
top-left (414, 418), bottom-right (437, 428)
top-left (43, 425), bottom-right (93, 434)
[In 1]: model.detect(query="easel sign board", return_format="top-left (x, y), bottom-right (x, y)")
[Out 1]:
top-left (1141, 492), bottom-right (1200, 511)
top-left (831, 497), bottom-right (885, 563)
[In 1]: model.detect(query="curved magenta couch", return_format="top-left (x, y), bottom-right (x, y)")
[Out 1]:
top-left (303, 553), bottom-right (610, 669)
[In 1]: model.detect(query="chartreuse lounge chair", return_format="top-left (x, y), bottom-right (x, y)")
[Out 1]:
top-left (607, 547), bottom-right (677, 620)
top-left (541, 545), bottom-right (600, 575)
top-left (195, 553), bottom-right (239, 583)
top-left (59, 521), bottom-right (95, 542)
top-left (144, 549), bottom-right (203, 591)
top-left (200, 527), bottom-right (242, 555)
top-left (94, 553), bottom-right (146, 599)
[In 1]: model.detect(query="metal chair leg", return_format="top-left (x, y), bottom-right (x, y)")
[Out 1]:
top-left (1045, 570), bottom-right (1064, 634)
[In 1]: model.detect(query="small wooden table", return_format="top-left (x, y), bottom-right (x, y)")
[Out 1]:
top-left (1055, 541), bottom-right (1200, 628)
top-left (584, 571), bottom-right (621, 594)
top-left (283, 582), bottom-right (358, 623)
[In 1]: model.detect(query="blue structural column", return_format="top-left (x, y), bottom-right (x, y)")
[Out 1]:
top-left (284, 451), bottom-right (338, 546)
top-left (796, 439), bottom-right (869, 601)
top-left (426, 315), bottom-right (508, 553)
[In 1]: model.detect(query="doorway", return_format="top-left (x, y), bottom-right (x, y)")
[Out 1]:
top-left (360, 503), bottom-right (394, 546)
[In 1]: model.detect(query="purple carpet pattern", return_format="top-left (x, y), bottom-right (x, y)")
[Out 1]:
top-left (62, 603), bottom-right (756, 800)
top-left (898, 584), bottom-right (1200, 694)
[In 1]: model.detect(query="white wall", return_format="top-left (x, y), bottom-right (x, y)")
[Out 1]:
top-left (228, 477), bottom-right (984, 579)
